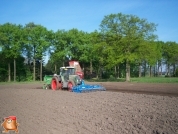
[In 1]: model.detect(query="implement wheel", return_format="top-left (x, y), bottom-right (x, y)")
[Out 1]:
top-left (67, 81), bottom-right (75, 92)
top-left (51, 77), bottom-right (59, 90)
top-left (45, 84), bottom-right (50, 90)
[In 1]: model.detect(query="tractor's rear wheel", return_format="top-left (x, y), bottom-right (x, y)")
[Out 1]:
top-left (67, 81), bottom-right (75, 92)
top-left (51, 77), bottom-right (59, 90)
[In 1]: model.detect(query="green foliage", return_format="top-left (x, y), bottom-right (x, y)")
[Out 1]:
top-left (163, 41), bottom-right (178, 64)
top-left (24, 22), bottom-right (50, 59)
top-left (51, 30), bottom-right (69, 62)
top-left (0, 67), bottom-right (7, 82)
top-left (99, 13), bottom-right (158, 81)
top-left (23, 22), bottom-right (51, 81)
top-left (108, 75), bottom-right (115, 81)
top-left (25, 68), bottom-right (33, 81)
top-left (0, 23), bottom-right (22, 58)
top-left (0, 12), bottom-right (178, 82)
top-left (175, 68), bottom-right (178, 77)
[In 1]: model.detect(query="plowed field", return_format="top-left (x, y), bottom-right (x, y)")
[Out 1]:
top-left (0, 82), bottom-right (178, 134)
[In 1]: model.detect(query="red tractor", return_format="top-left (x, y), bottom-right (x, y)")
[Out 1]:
top-left (50, 61), bottom-right (83, 91)
top-left (49, 61), bottom-right (105, 92)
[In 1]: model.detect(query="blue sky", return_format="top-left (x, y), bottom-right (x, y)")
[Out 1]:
top-left (0, 0), bottom-right (178, 43)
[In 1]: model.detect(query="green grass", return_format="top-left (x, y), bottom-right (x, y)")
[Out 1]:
top-left (85, 78), bottom-right (123, 82)
top-left (86, 77), bottom-right (178, 83)
top-left (0, 77), bottom-right (178, 84)
top-left (130, 77), bottom-right (178, 83)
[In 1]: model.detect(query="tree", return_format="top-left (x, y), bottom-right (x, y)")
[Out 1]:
top-left (11, 24), bottom-right (24, 82)
top-left (135, 41), bottom-right (149, 77)
top-left (155, 41), bottom-right (164, 76)
top-left (24, 22), bottom-right (36, 81)
top-left (135, 41), bottom-right (162, 77)
top-left (33, 25), bottom-right (50, 81)
top-left (100, 13), bottom-right (157, 81)
top-left (91, 32), bottom-right (108, 78)
top-left (87, 31), bottom-right (102, 77)
top-left (24, 22), bottom-right (49, 81)
top-left (163, 41), bottom-right (178, 76)
top-left (0, 51), bottom-right (8, 81)
top-left (66, 29), bottom-right (87, 61)
top-left (145, 41), bottom-right (162, 77)
top-left (49, 30), bottom-right (68, 73)
top-left (0, 23), bottom-right (23, 82)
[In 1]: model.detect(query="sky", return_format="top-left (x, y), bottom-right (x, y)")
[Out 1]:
top-left (0, 0), bottom-right (178, 66)
top-left (0, 0), bottom-right (178, 43)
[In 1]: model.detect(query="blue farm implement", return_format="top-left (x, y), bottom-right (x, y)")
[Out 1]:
top-left (43, 61), bottom-right (106, 93)
top-left (72, 81), bottom-right (106, 93)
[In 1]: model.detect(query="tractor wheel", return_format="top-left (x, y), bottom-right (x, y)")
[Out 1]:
top-left (51, 77), bottom-right (59, 90)
top-left (67, 81), bottom-right (75, 92)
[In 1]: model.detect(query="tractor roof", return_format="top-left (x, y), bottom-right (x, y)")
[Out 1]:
top-left (60, 66), bottom-right (75, 69)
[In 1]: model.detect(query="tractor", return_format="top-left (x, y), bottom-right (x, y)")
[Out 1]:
top-left (51, 66), bottom-right (82, 91)
top-left (44, 61), bottom-right (106, 93)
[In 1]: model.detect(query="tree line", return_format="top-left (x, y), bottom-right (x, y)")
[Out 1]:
top-left (0, 13), bottom-right (178, 82)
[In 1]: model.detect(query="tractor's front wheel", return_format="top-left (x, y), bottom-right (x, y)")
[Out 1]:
top-left (51, 77), bottom-right (59, 90)
top-left (67, 81), bottom-right (75, 92)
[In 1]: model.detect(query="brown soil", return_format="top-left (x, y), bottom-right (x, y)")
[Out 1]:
top-left (0, 82), bottom-right (178, 134)
top-left (86, 82), bottom-right (178, 97)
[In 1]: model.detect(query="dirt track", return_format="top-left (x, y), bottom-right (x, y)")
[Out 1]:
top-left (0, 82), bottom-right (178, 134)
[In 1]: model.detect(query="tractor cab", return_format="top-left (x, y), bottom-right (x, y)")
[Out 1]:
top-left (60, 67), bottom-right (75, 76)
top-left (60, 67), bottom-right (75, 82)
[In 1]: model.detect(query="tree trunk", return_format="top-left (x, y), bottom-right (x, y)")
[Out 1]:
top-left (14, 58), bottom-right (16, 82)
top-left (100, 66), bottom-right (102, 79)
top-left (173, 63), bottom-right (176, 76)
top-left (149, 65), bottom-right (152, 77)
top-left (139, 63), bottom-right (142, 77)
top-left (62, 61), bottom-right (64, 67)
top-left (40, 59), bottom-right (42, 81)
top-left (114, 66), bottom-right (117, 78)
top-left (160, 60), bottom-right (162, 76)
top-left (54, 64), bottom-right (57, 73)
top-left (154, 65), bottom-right (156, 77)
top-left (126, 60), bottom-right (130, 82)
top-left (18, 73), bottom-right (20, 82)
top-left (8, 63), bottom-right (11, 82)
top-left (167, 63), bottom-right (170, 76)
top-left (90, 59), bottom-right (92, 74)
top-left (144, 61), bottom-right (147, 77)
top-left (90, 59), bottom-right (92, 78)
top-left (33, 58), bottom-right (36, 81)
top-left (117, 65), bottom-right (120, 78)
top-left (96, 67), bottom-right (99, 79)
top-left (157, 61), bottom-right (160, 76)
